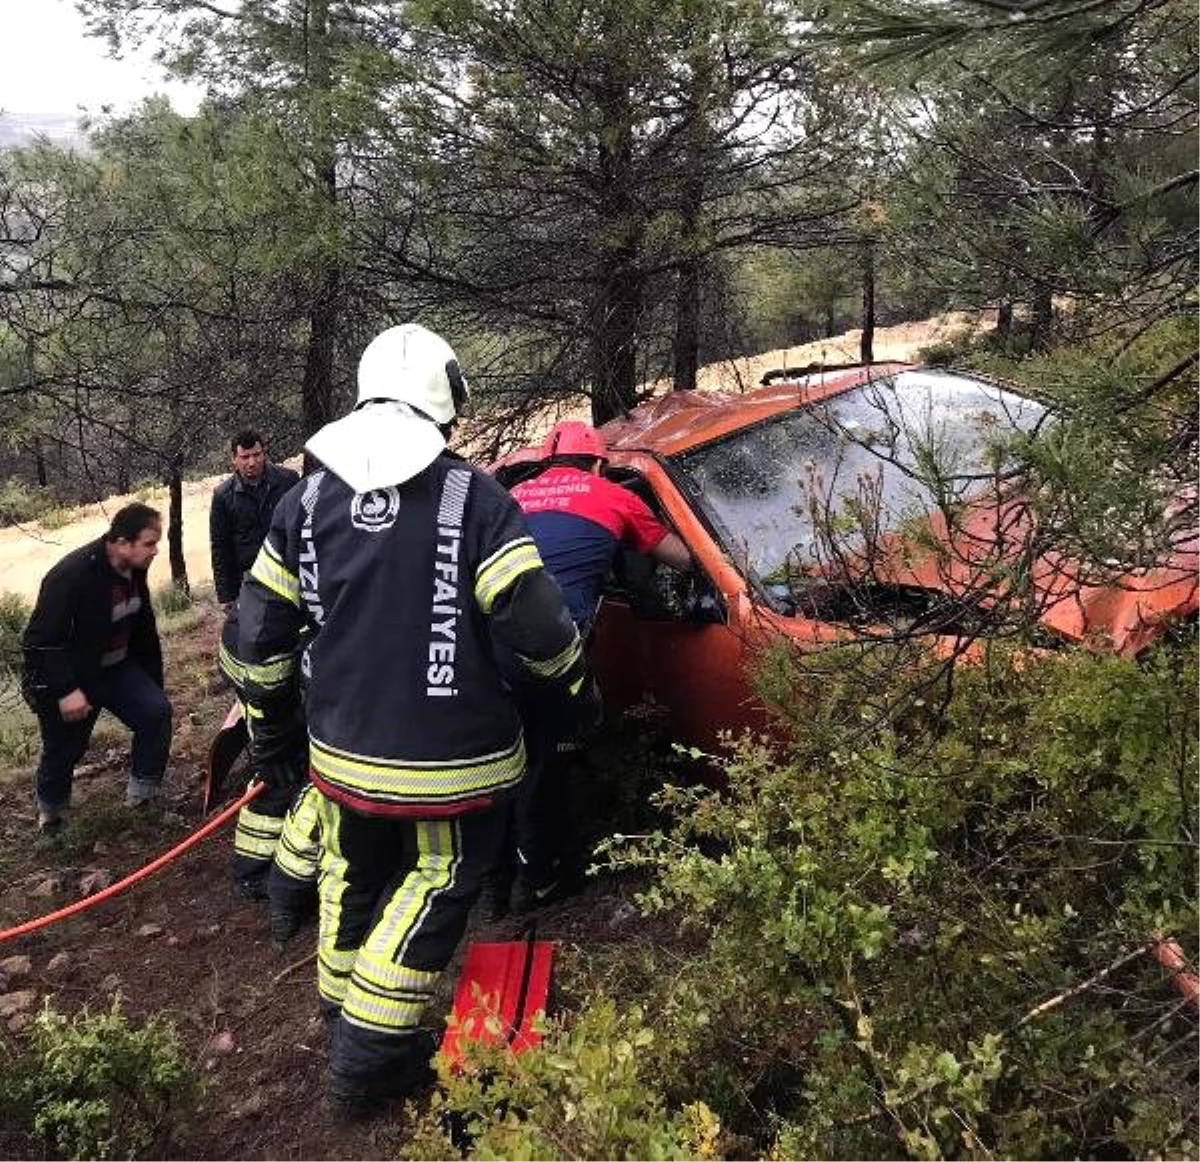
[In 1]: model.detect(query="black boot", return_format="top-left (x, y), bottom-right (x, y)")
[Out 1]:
top-left (327, 1029), bottom-right (437, 1122)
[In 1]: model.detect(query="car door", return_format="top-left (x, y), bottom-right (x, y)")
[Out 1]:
top-left (588, 457), bottom-right (771, 750)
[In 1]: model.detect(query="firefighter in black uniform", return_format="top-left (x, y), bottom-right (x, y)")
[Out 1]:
top-left (238, 323), bottom-right (597, 1117)
top-left (217, 606), bottom-right (308, 900)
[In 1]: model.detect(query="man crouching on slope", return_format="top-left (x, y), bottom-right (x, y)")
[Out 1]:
top-left (237, 323), bottom-right (598, 1118)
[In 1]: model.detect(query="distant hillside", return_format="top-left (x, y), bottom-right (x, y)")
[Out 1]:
top-left (0, 111), bottom-right (90, 151)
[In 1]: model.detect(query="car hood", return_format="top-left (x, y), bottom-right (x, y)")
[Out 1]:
top-left (803, 489), bottom-right (1198, 657)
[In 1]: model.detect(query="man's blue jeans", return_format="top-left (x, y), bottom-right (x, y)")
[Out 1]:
top-left (34, 662), bottom-right (172, 812)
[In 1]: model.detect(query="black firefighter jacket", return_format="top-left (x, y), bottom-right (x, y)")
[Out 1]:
top-left (22, 537), bottom-right (163, 706)
top-left (209, 462), bottom-right (300, 604)
top-left (237, 454), bottom-right (591, 817)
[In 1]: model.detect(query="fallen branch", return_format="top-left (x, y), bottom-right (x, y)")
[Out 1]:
top-left (272, 949), bottom-right (317, 985)
top-left (1018, 942), bottom-right (1154, 1026)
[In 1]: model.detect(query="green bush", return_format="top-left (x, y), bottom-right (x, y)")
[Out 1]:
top-left (405, 1000), bottom-right (723, 1161)
top-left (0, 999), bottom-right (202, 1160)
top-left (0, 479), bottom-right (62, 527)
top-left (0, 590), bottom-right (29, 677)
top-left (593, 636), bottom-right (1197, 1158)
top-left (152, 581), bottom-right (193, 618)
top-left (37, 505), bottom-right (75, 530)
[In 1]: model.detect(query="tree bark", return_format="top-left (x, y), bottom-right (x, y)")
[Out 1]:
top-left (590, 63), bottom-right (643, 425)
top-left (673, 252), bottom-right (701, 393)
top-left (1029, 285), bottom-right (1054, 352)
top-left (299, 0), bottom-right (340, 438)
top-left (672, 98), bottom-right (709, 393)
top-left (996, 300), bottom-right (1013, 339)
top-left (301, 267), bottom-right (341, 436)
top-left (167, 458), bottom-right (189, 596)
top-left (860, 239), bottom-right (876, 363)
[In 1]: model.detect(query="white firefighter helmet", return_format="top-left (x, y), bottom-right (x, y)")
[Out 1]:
top-left (304, 323), bottom-right (470, 493)
top-left (355, 323), bottom-right (470, 425)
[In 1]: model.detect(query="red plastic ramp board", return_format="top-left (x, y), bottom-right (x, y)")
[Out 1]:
top-left (441, 937), bottom-right (554, 1069)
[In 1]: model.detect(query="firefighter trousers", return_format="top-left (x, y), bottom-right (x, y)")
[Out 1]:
top-left (268, 782), bottom-right (322, 923)
top-left (229, 706), bottom-right (308, 893)
top-left (313, 791), bottom-right (505, 1096)
top-left (231, 756), bottom-right (308, 890)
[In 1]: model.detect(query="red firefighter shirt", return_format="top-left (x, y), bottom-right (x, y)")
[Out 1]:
top-left (511, 465), bottom-right (669, 628)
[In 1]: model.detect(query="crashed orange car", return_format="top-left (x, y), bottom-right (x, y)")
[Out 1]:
top-left (495, 364), bottom-right (1198, 750)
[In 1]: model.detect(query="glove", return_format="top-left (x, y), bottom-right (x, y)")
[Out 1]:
top-left (249, 702), bottom-right (306, 769)
top-left (256, 754), bottom-right (307, 793)
top-left (570, 674), bottom-right (604, 736)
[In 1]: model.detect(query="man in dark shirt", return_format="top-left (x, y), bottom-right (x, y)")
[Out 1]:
top-left (22, 503), bottom-right (172, 831)
top-left (209, 430), bottom-right (299, 609)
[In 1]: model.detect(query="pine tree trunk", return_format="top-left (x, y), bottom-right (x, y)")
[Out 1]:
top-left (590, 65), bottom-right (642, 425)
top-left (591, 262), bottom-right (643, 425)
top-left (300, 0), bottom-right (340, 438)
top-left (673, 256), bottom-right (701, 393)
top-left (167, 460), bottom-right (189, 596)
top-left (1029, 285), bottom-right (1054, 352)
top-left (860, 240), bottom-right (876, 363)
top-left (302, 267), bottom-right (340, 436)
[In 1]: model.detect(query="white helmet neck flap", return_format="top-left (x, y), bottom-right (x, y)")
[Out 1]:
top-left (305, 323), bottom-right (469, 493)
top-left (355, 323), bottom-right (470, 425)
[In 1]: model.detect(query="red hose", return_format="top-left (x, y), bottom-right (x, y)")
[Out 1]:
top-left (0, 782), bottom-right (265, 945)
top-left (1151, 934), bottom-right (1200, 1007)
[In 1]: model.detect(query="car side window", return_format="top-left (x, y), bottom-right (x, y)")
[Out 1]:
top-left (603, 470), bottom-right (724, 625)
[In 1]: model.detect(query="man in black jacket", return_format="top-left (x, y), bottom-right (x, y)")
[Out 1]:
top-left (22, 503), bottom-right (173, 832)
top-left (209, 431), bottom-right (299, 609)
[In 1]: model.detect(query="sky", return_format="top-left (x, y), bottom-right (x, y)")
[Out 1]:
top-left (0, 0), bottom-right (203, 116)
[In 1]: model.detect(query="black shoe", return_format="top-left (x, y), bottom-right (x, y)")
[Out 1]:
top-left (327, 1031), bottom-right (436, 1117)
top-left (328, 1091), bottom-right (393, 1124)
top-left (233, 876), bottom-right (269, 902)
top-left (270, 908), bottom-right (304, 949)
top-left (511, 873), bottom-right (561, 915)
top-left (479, 874), bottom-right (512, 921)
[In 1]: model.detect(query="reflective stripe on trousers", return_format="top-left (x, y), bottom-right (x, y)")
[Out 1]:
top-left (311, 790), bottom-right (505, 1084)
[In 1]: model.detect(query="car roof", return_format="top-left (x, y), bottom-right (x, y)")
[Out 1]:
top-left (601, 362), bottom-right (913, 458)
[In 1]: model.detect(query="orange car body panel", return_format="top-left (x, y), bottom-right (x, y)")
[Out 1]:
top-left (495, 365), bottom-right (1198, 747)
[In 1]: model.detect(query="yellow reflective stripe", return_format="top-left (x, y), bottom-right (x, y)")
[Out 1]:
top-left (233, 805), bottom-right (284, 858)
top-left (342, 996), bottom-right (427, 1033)
top-left (236, 805), bottom-right (284, 830)
top-left (275, 785), bottom-right (320, 882)
top-left (243, 653), bottom-right (296, 691)
top-left (309, 734), bottom-right (525, 805)
top-left (517, 633), bottom-right (581, 679)
top-left (342, 820), bottom-right (457, 1033)
top-left (475, 538), bottom-right (542, 614)
top-left (318, 952), bottom-right (355, 1006)
top-left (218, 642), bottom-right (246, 688)
top-left (317, 794), bottom-right (354, 1005)
top-left (249, 542), bottom-right (300, 607)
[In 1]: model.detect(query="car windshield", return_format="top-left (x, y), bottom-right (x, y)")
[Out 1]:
top-left (671, 370), bottom-right (1047, 596)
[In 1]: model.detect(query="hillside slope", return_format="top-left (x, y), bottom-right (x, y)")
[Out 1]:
top-left (0, 311), bottom-right (989, 603)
